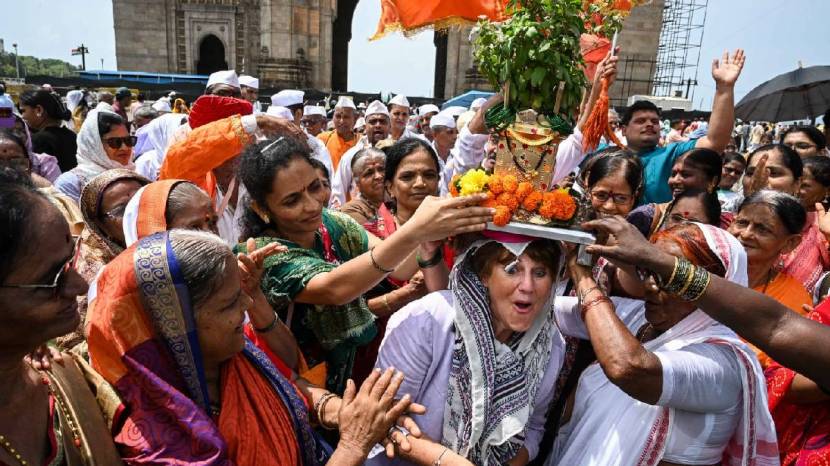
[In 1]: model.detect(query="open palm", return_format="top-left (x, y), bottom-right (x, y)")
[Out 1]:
top-left (711, 49), bottom-right (746, 87)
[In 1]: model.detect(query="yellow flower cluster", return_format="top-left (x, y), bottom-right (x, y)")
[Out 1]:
top-left (456, 169), bottom-right (490, 197)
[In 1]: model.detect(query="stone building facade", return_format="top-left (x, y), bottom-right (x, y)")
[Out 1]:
top-left (113, 0), bottom-right (663, 100)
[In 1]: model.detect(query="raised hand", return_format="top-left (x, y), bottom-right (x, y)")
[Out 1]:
top-left (406, 194), bottom-right (494, 242)
top-left (237, 238), bottom-right (287, 295)
top-left (711, 49), bottom-right (745, 87)
top-left (816, 203), bottom-right (830, 240)
top-left (745, 153), bottom-right (769, 197)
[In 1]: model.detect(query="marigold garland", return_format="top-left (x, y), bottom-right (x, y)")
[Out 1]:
top-left (449, 169), bottom-right (579, 225)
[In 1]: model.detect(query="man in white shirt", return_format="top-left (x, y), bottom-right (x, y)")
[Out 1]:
top-left (271, 89), bottom-right (334, 176)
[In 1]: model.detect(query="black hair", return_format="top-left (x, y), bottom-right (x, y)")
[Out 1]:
top-left (747, 144), bottom-right (803, 179)
top-left (584, 149), bottom-right (643, 196)
top-left (308, 157), bottom-right (330, 181)
top-left (803, 156), bottom-right (830, 187)
top-left (739, 189), bottom-right (806, 235)
top-left (722, 151), bottom-right (746, 167)
top-left (676, 148), bottom-right (723, 187)
top-left (383, 137), bottom-right (440, 183)
top-left (97, 112), bottom-right (126, 138)
top-left (782, 125), bottom-right (827, 151)
top-left (621, 100), bottom-right (661, 126)
top-left (0, 167), bottom-right (47, 282)
top-left (669, 188), bottom-right (721, 226)
top-left (19, 90), bottom-right (70, 121)
top-left (239, 137), bottom-right (313, 238)
top-left (0, 129), bottom-right (28, 157)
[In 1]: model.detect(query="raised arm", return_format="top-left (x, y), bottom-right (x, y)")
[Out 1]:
top-left (695, 50), bottom-right (745, 152)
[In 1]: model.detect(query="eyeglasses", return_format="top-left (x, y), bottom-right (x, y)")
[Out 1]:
top-left (0, 237), bottom-right (81, 295)
top-left (103, 136), bottom-right (138, 149)
top-left (0, 157), bottom-right (31, 171)
top-left (590, 190), bottom-right (633, 205)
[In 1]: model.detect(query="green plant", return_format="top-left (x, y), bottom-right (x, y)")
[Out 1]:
top-left (473, 0), bottom-right (588, 126)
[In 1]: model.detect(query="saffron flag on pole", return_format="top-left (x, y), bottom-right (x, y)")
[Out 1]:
top-left (372, 0), bottom-right (510, 40)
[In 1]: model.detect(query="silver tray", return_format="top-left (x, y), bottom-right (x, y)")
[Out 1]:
top-left (486, 222), bottom-right (596, 245)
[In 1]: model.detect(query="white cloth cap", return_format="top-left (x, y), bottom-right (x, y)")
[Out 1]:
top-left (267, 105), bottom-right (294, 120)
top-left (336, 96), bottom-right (357, 110)
top-left (303, 105), bottom-right (327, 117)
top-left (444, 106), bottom-right (467, 118)
top-left (470, 98), bottom-right (488, 111)
top-left (206, 70), bottom-right (240, 89)
top-left (365, 100), bottom-right (390, 118)
top-left (354, 117), bottom-right (365, 130)
top-left (151, 100), bottom-right (172, 113)
top-left (66, 90), bottom-right (84, 112)
top-left (389, 94), bottom-right (410, 108)
top-left (429, 110), bottom-right (456, 129)
top-left (271, 90), bottom-right (304, 107)
top-left (419, 104), bottom-right (440, 116)
top-left (238, 75), bottom-right (259, 89)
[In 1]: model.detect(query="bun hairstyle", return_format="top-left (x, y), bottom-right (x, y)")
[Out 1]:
top-left (19, 90), bottom-right (71, 121)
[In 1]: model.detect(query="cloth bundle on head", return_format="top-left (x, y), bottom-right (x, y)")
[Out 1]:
top-left (470, 97), bottom-right (488, 111)
top-left (66, 90), bottom-right (85, 113)
top-left (152, 99), bottom-right (172, 113)
top-left (429, 110), bottom-right (456, 129)
top-left (335, 96), bottom-right (357, 110)
top-left (389, 94), bottom-right (410, 108)
top-left (238, 75), bottom-right (259, 89)
top-left (187, 95), bottom-right (253, 129)
top-left (85, 231), bottom-right (330, 465)
top-left (272, 90), bottom-right (304, 108)
top-left (73, 109), bottom-right (136, 181)
top-left (303, 106), bottom-right (326, 117)
top-left (267, 106), bottom-right (295, 120)
top-left (206, 70), bottom-right (240, 90)
top-left (419, 104), bottom-right (440, 116)
top-left (443, 236), bottom-right (561, 464)
top-left (365, 100), bottom-right (390, 118)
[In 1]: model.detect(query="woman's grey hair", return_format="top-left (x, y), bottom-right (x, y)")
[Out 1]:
top-left (168, 229), bottom-right (233, 307)
top-left (739, 189), bottom-right (806, 235)
top-left (165, 181), bottom-right (209, 225)
top-left (351, 147), bottom-right (386, 172)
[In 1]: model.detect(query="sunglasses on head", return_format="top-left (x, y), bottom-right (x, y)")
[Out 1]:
top-left (103, 136), bottom-right (137, 149)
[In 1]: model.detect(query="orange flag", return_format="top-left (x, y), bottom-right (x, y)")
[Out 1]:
top-left (372, 0), bottom-right (510, 40)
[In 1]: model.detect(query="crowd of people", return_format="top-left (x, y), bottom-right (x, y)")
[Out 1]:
top-left (2, 46), bottom-right (830, 466)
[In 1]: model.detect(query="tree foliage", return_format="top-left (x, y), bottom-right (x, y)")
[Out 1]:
top-left (0, 52), bottom-right (79, 78)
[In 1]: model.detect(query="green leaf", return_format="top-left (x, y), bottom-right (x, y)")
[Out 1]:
top-left (530, 67), bottom-right (546, 87)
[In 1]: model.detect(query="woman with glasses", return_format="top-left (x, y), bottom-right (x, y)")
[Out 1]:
top-left (57, 169), bottom-right (150, 349)
top-left (717, 152), bottom-right (746, 206)
top-left (54, 110), bottom-right (138, 202)
top-left (580, 148), bottom-right (643, 218)
top-left (0, 168), bottom-right (123, 465)
top-left (782, 125), bottom-right (827, 159)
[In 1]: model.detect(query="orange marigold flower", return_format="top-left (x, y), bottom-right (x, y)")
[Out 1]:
top-left (538, 190), bottom-right (577, 221)
top-left (515, 182), bottom-right (534, 201)
top-left (482, 198), bottom-right (499, 209)
top-left (449, 175), bottom-right (460, 197)
top-left (493, 206), bottom-right (512, 226)
top-left (496, 192), bottom-right (519, 212)
top-left (502, 175), bottom-right (519, 194)
top-left (522, 191), bottom-right (543, 211)
top-left (488, 175), bottom-right (504, 195)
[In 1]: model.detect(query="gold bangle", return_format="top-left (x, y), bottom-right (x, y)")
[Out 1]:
top-left (677, 264), bottom-right (697, 297)
top-left (383, 294), bottom-right (393, 314)
top-left (664, 257), bottom-right (680, 289)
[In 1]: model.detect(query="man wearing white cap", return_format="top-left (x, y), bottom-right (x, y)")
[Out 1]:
top-left (418, 103), bottom-right (440, 142)
top-left (238, 75), bottom-right (261, 113)
top-left (470, 97), bottom-right (488, 112)
top-left (388, 94), bottom-right (418, 141)
top-left (270, 90), bottom-right (334, 176)
top-left (329, 100), bottom-right (392, 207)
top-left (205, 70), bottom-right (242, 98)
top-left (301, 105), bottom-right (327, 137)
top-left (317, 96), bottom-right (358, 172)
top-left (266, 105), bottom-right (295, 120)
top-left (429, 110), bottom-right (459, 162)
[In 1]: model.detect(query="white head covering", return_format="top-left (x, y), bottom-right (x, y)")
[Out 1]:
top-left (419, 104), bottom-right (440, 116)
top-left (266, 105), bottom-right (295, 120)
top-left (238, 75), bottom-right (259, 89)
top-left (206, 70), bottom-right (240, 89)
top-left (470, 97), bottom-right (488, 111)
top-left (365, 100), bottom-right (390, 118)
top-left (151, 99), bottom-right (172, 113)
top-left (335, 96), bottom-right (357, 110)
top-left (72, 109), bottom-right (136, 180)
top-left (303, 105), bottom-right (327, 117)
top-left (389, 94), bottom-right (410, 108)
top-left (444, 106), bottom-right (468, 118)
top-left (134, 113), bottom-right (185, 160)
top-left (429, 110), bottom-right (456, 129)
top-left (122, 185), bottom-right (145, 247)
top-left (95, 102), bottom-right (114, 112)
top-left (271, 90), bottom-right (304, 107)
top-left (66, 90), bottom-right (84, 113)
top-left (354, 117), bottom-right (365, 130)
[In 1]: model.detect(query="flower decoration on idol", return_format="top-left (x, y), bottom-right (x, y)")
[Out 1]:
top-left (450, 169), bottom-right (577, 227)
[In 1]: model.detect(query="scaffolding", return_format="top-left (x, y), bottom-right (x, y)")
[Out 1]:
top-left (652, 0), bottom-right (708, 100)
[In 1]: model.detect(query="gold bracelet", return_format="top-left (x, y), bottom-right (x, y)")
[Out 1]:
top-left (676, 263), bottom-right (697, 297)
top-left (664, 257), bottom-right (680, 289)
top-left (433, 447), bottom-right (450, 466)
top-left (383, 294), bottom-right (393, 314)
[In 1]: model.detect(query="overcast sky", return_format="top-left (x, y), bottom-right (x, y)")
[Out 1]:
top-left (3, 0), bottom-right (828, 110)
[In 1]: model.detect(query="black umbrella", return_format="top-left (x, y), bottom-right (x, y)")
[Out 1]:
top-left (735, 65), bottom-right (830, 122)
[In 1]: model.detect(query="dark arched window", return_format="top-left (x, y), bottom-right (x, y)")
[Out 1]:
top-left (196, 34), bottom-right (229, 75)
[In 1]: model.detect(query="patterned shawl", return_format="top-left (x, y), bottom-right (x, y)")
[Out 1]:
top-left (86, 232), bottom-right (329, 465)
top-left (442, 240), bottom-right (557, 465)
top-left (121, 179), bottom-right (193, 247)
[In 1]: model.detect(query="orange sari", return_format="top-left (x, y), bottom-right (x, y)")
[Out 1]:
top-left (751, 272), bottom-right (811, 368)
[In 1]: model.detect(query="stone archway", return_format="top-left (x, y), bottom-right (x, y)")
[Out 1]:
top-left (196, 34), bottom-right (229, 75)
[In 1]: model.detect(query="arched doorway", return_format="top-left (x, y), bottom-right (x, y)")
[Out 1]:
top-left (196, 34), bottom-right (229, 75)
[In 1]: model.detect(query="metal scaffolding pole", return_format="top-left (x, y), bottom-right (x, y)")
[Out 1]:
top-left (652, 0), bottom-right (708, 100)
